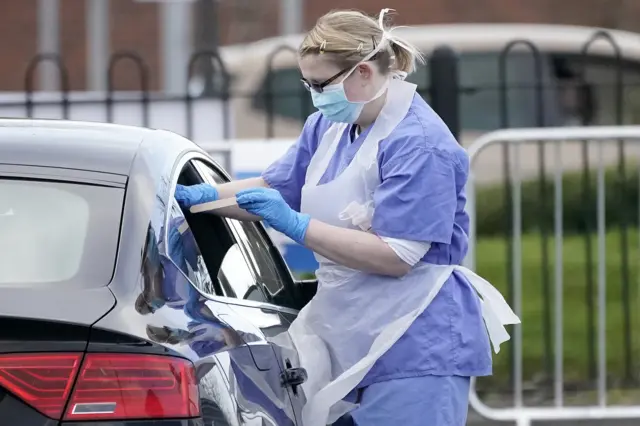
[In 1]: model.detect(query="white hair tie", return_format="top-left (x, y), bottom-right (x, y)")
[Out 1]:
top-left (378, 8), bottom-right (392, 30)
top-left (378, 8), bottom-right (392, 45)
top-left (377, 7), bottom-right (414, 53)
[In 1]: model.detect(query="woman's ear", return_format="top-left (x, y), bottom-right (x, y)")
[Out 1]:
top-left (356, 63), bottom-right (373, 80)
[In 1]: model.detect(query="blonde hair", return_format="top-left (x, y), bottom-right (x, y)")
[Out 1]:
top-left (299, 9), bottom-right (425, 75)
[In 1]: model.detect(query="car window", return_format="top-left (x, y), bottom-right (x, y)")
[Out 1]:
top-left (191, 160), bottom-right (298, 308)
top-left (168, 174), bottom-right (270, 303)
top-left (547, 54), bottom-right (640, 126)
top-left (250, 67), bottom-right (317, 123)
top-left (165, 197), bottom-right (268, 304)
top-left (0, 178), bottom-right (123, 286)
top-left (217, 243), bottom-right (263, 300)
top-left (458, 52), bottom-right (563, 130)
top-left (249, 51), bottom-right (565, 131)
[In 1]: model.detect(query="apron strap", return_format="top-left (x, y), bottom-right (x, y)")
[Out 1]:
top-left (305, 123), bottom-right (348, 186)
top-left (353, 80), bottom-right (417, 169)
top-left (454, 266), bottom-right (521, 354)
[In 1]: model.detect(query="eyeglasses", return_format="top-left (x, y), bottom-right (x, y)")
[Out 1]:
top-left (299, 50), bottom-right (381, 93)
top-left (300, 67), bottom-right (351, 93)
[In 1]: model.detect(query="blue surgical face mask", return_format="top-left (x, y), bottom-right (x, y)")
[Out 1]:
top-left (310, 74), bottom-right (390, 124)
top-left (310, 81), bottom-right (365, 124)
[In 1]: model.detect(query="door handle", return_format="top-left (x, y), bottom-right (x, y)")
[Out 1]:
top-left (280, 359), bottom-right (307, 395)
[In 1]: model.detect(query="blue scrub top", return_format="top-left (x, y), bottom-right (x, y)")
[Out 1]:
top-left (262, 94), bottom-right (492, 386)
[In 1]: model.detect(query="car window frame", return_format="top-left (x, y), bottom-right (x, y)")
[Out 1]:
top-left (163, 149), bottom-right (300, 315)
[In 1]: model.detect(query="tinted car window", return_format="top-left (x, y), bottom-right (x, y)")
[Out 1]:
top-left (251, 67), bottom-right (316, 123)
top-left (0, 179), bottom-right (123, 286)
top-left (458, 52), bottom-right (562, 130)
top-left (547, 54), bottom-right (640, 126)
top-left (170, 166), bottom-right (269, 302)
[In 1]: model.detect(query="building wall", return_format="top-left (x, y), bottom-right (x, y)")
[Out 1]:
top-left (0, 0), bottom-right (636, 91)
top-left (305, 0), bottom-right (638, 29)
top-left (0, 0), bottom-right (39, 91)
top-left (0, 0), bottom-right (160, 91)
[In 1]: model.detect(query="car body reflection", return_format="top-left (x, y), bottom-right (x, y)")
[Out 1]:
top-left (134, 216), bottom-right (296, 425)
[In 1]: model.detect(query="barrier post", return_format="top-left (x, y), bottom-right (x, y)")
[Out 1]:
top-left (429, 45), bottom-right (460, 142)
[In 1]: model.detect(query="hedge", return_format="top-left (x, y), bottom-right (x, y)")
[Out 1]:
top-left (475, 166), bottom-right (639, 236)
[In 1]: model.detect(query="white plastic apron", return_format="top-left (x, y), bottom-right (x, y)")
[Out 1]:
top-left (288, 79), bottom-right (520, 426)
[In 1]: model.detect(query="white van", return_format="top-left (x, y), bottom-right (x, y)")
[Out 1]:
top-left (213, 24), bottom-right (640, 181)
top-left (218, 23), bottom-right (640, 140)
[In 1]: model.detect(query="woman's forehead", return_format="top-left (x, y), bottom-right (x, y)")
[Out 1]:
top-left (298, 55), bottom-right (343, 82)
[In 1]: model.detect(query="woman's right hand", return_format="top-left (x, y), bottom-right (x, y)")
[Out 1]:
top-left (174, 183), bottom-right (219, 208)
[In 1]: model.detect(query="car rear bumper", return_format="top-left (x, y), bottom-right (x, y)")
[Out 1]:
top-left (1, 387), bottom-right (204, 426)
top-left (60, 420), bottom-right (205, 426)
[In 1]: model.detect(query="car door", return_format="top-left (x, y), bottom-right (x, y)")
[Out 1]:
top-left (189, 158), bottom-right (313, 417)
top-left (164, 172), bottom-right (301, 425)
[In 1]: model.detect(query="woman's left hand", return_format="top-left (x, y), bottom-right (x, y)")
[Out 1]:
top-left (236, 187), bottom-right (310, 244)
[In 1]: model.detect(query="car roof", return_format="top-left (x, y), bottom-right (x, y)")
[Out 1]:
top-left (0, 119), bottom-right (154, 176)
top-left (220, 23), bottom-right (640, 70)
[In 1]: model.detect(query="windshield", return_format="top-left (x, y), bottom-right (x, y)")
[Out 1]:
top-left (0, 178), bottom-right (124, 286)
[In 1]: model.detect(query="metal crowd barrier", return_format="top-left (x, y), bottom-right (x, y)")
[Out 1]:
top-left (465, 126), bottom-right (640, 426)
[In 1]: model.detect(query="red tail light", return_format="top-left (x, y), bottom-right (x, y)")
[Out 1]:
top-left (65, 353), bottom-right (199, 421)
top-left (0, 353), bottom-right (82, 419)
top-left (0, 353), bottom-right (199, 421)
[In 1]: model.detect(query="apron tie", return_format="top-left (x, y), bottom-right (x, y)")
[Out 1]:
top-left (454, 266), bottom-right (521, 354)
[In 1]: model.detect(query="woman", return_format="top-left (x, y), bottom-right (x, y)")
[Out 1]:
top-left (175, 8), bottom-right (519, 426)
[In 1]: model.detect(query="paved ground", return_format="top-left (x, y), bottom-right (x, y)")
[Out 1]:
top-left (466, 391), bottom-right (640, 426)
top-left (467, 408), bottom-right (640, 425)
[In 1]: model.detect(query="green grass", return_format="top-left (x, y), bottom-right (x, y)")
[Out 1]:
top-left (476, 228), bottom-right (640, 388)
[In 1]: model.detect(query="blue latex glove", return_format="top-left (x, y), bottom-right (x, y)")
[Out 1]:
top-left (174, 183), bottom-right (219, 208)
top-left (236, 187), bottom-right (310, 245)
